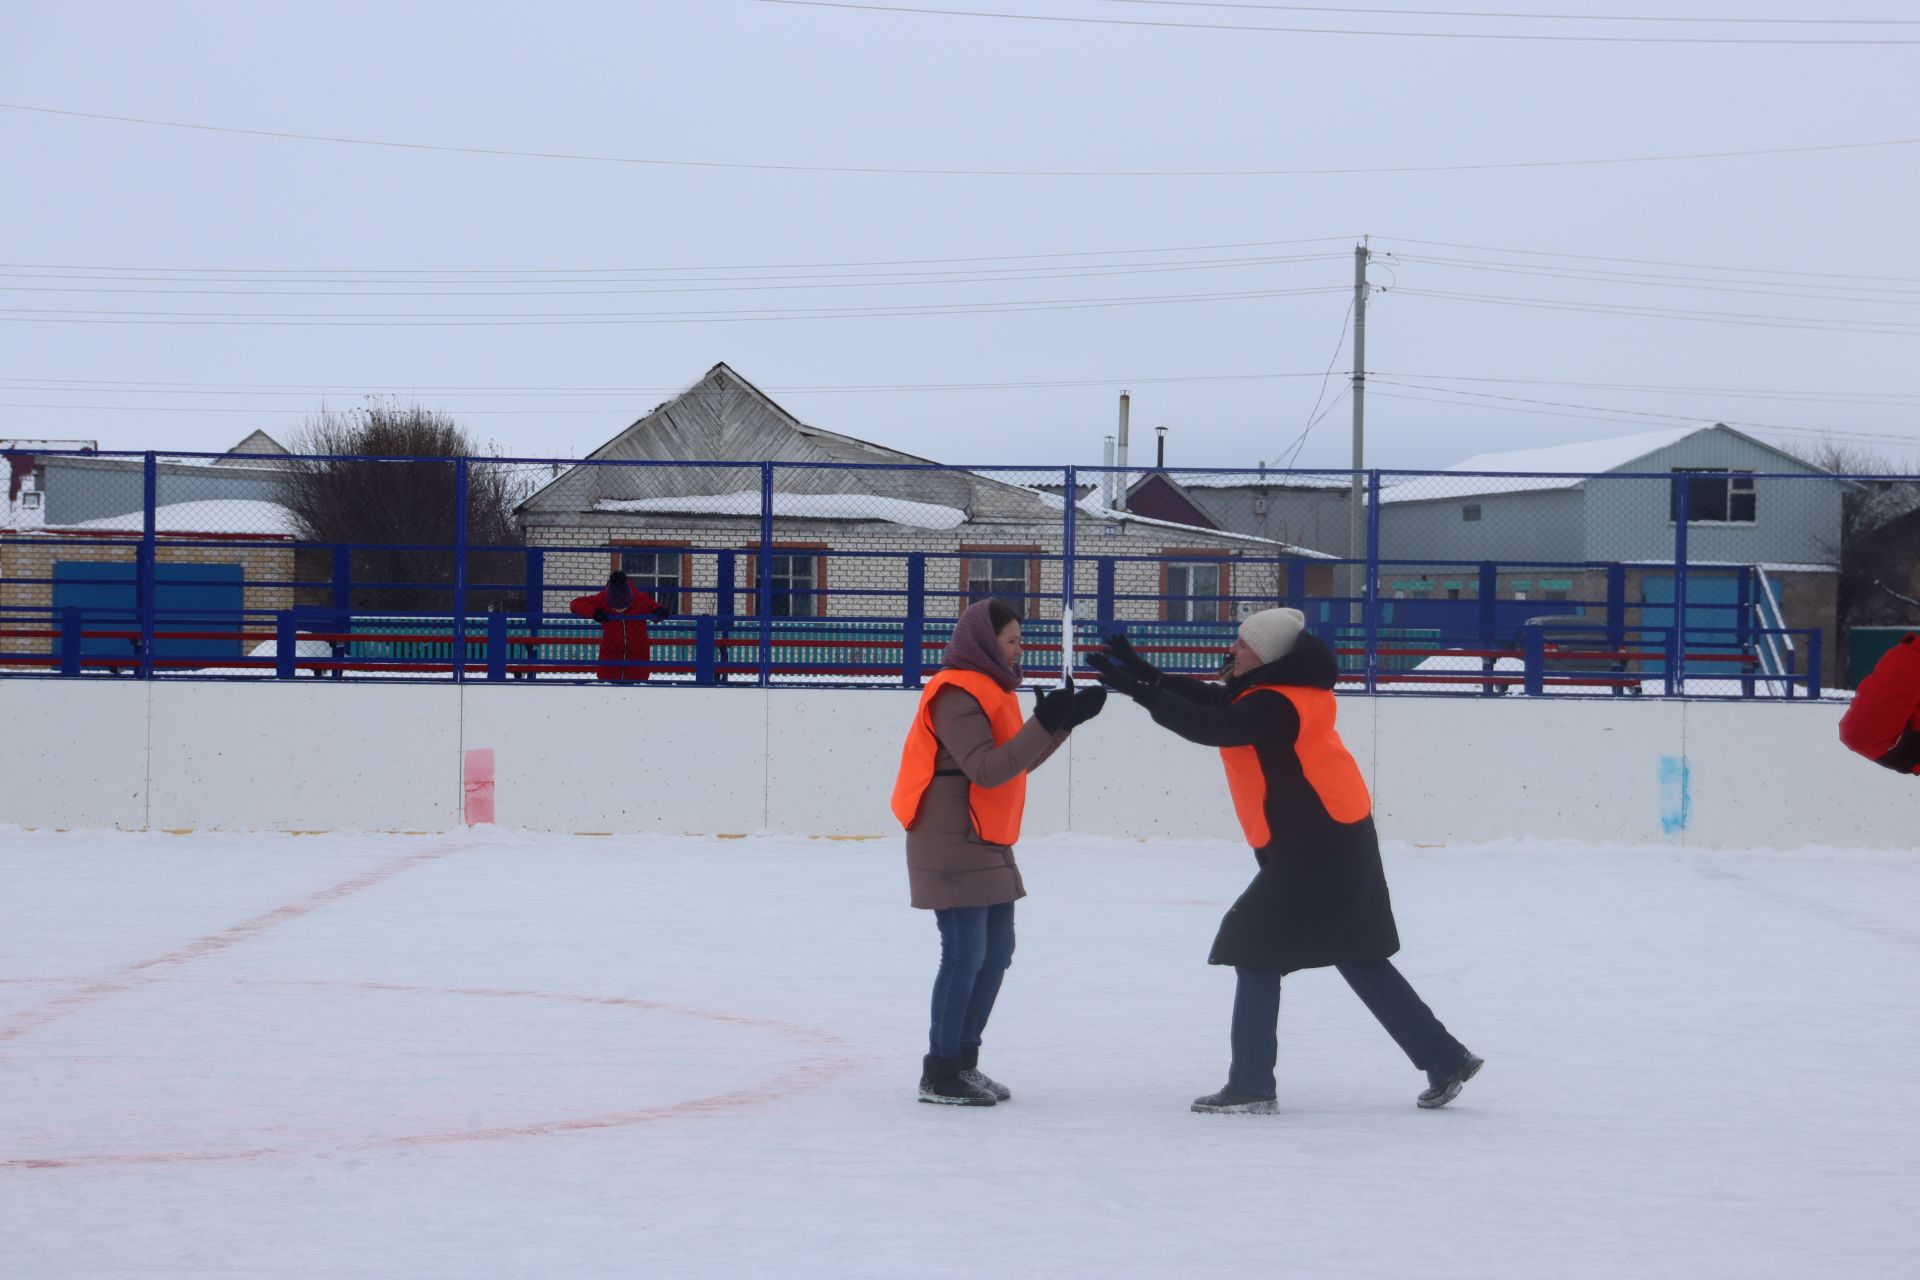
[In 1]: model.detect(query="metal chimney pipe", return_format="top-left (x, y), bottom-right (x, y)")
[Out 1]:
top-left (1102, 435), bottom-right (1116, 508)
top-left (1115, 392), bottom-right (1130, 511)
top-left (1156, 425), bottom-right (1167, 469)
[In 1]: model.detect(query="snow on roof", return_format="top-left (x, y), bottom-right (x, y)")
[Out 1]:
top-left (1016, 483), bottom-right (1336, 558)
top-left (62, 499), bottom-right (301, 536)
top-left (595, 491), bottom-right (966, 530)
top-left (1167, 471), bottom-right (1357, 491)
top-left (1379, 427), bottom-right (1701, 504)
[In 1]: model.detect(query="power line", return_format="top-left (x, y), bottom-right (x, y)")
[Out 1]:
top-left (1370, 382), bottom-right (1920, 447)
top-left (1099, 1), bottom-right (1920, 26)
top-left (0, 236), bottom-right (1358, 276)
top-left (1273, 296), bottom-right (1355, 468)
top-left (6, 101), bottom-right (1918, 177)
top-left (1380, 235), bottom-right (1920, 285)
top-left (1394, 287), bottom-right (1920, 336)
top-left (756, 0), bottom-right (1920, 43)
top-left (1386, 253), bottom-right (1920, 305)
top-left (1380, 372), bottom-right (1920, 406)
top-left (0, 252), bottom-right (1349, 298)
top-left (0, 284), bottom-right (1350, 327)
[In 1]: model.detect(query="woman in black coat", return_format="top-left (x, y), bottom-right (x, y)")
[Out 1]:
top-left (1090, 608), bottom-right (1482, 1114)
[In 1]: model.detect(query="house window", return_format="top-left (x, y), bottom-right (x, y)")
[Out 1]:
top-left (619, 548), bottom-right (684, 611)
top-left (1462, 504), bottom-right (1482, 522)
top-left (1165, 561), bottom-right (1226, 622)
top-left (1670, 469), bottom-right (1757, 524)
top-left (965, 554), bottom-right (1032, 617)
top-left (768, 552), bottom-right (822, 618)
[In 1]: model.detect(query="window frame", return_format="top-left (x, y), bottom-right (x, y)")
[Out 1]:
top-left (958, 544), bottom-right (1041, 618)
top-left (739, 542), bottom-right (830, 618)
top-left (1669, 468), bottom-right (1758, 526)
top-left (1158, 549), bottom-right (1233, 623)
top-left (609, 540), bottom-right (691, 612)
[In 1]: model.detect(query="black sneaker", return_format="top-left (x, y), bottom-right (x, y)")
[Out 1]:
top-left (920, 1054), bottom-right (997, 1106)
top-left (1191, 1087), bottom-right (1278, 1115)
top-left (1417, 1054), bottom-right (1484, 1109)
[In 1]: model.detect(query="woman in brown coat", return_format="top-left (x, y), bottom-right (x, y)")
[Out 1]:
top-left (890, 599), bottom-right (1104, 1105)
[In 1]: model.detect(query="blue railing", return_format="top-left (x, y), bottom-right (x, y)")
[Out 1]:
top-left (0, 451), bottom-right (1850, 697)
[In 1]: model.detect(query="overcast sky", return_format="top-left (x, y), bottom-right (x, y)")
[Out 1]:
top-left (2, 0), bottom-right (1915, 473)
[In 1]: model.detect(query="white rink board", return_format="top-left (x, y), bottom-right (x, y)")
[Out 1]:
top-left (463, 684), bottom-right (769, 834)
top-left (0, 681), bottom-right (1903, 849)
top-left (147, 682), bottom-right (459, 832)
top-left (0, 680), bottom-right (148, 830)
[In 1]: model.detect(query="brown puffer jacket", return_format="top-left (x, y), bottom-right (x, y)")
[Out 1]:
top-left (904, 686), bottom-right (1066, 909)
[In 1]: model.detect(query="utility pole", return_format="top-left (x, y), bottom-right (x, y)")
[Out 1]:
top-left (1348, 238), bottom-right (1369, 620)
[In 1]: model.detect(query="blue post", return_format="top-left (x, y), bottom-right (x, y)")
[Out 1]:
top-left (1672, 475), bottom-right (1690, 694)
top-left (1477, 562), bottom-right (1498, 648)
top-left (59, 605), bottom-right (82, 677)
top-left (1521, 624), bottom-right (1545, 696)
top-left (1096, 557), bottom-right (1116, 636)
top-left (757, 463), bottom-right (774, 687)
top-left (523, 547), bottom-right (544, 632)
top-left (452, 459), bottom-right (470, 683)
top-left (1736, 566), bottom-right (1755, 698)
top-left (331, 545), bottom-right (352, 613)
top-left (1363, 471), bottom-right (1382, 693)
top-left (1285, 559), bottom-right (1306, 612)
top-left (695, 614), bottom-right (717, 686)
top-left (486, 610), bottom-right (508, 681)
top-left (138, 452), bottom-right (156, 679)
top-left (716, 551), bottom-right (736, 685)
top-left (1806, 628), bottom-right (1823, 700)
top-left (1605, 564), bottom-right (1627, 651)
top-left (276, 612), bottom-right (297, 679)
top-left (904, 554), bottom-right (926, 689)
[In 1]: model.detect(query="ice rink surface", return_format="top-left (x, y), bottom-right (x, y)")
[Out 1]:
top-left (2, 828), bottom-right (1916, 1279)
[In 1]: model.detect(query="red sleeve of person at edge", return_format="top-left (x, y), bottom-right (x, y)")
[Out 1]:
top-left (1838, 633), bottom-right (1920, 773)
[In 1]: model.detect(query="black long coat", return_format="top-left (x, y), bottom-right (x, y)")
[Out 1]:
top-left (1137, 634), bottom-right (1401, 973)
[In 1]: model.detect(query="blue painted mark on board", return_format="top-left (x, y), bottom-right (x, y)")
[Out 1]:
top-left (1658, 756), bottom-right (1692, 836)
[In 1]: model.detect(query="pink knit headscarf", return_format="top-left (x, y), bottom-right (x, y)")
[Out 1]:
top-left (941, 600), bottom-right (1021, 692)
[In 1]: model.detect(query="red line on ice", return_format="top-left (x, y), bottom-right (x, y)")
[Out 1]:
top-left (0, 838), bottom-right (471, 1047)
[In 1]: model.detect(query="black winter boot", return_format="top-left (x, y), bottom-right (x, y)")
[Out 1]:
top-left (920, 1054), bottom-right (997, 1106)
top-left (1417, 1053), bottom-right (1484, 1109)
top-left (1190, 1086), bottom-right (1278, 1115)
top-left (959, 1046), bottom-right (1011, 1102)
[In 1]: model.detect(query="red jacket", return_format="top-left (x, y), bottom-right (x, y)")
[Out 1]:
top-left (570, 588), bottom-right (661, 682)
top-left (1838, 633), bottom-right (1920, 773)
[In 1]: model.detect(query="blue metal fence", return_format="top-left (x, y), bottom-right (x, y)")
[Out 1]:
top-left (0, 449), bottom-right (1849, 698)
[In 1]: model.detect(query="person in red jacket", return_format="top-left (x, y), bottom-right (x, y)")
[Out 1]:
top-left (1839, 632), bottom-right (1920, 774)
top-left (569, 570), bottom-right (666, 682)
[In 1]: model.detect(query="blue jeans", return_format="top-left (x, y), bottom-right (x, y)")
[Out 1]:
top-left (1227, 959), bottom-right (1468, 1096)
top-left (928, 903), bottom-right (1016, 1059)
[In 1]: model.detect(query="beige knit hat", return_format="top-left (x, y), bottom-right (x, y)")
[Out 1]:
top-left (1238, 607), bottom-right (1306, 665)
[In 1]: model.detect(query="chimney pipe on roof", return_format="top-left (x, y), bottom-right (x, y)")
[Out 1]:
top-left (1156, 425), bottom-right (1167, 469)
top-left (1102, 435), bottom-right (1116, 508)
top-left (1115, 392), bottom-right (1130, 511)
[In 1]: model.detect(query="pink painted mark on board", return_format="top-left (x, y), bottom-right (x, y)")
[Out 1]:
top-left (463, 748), bottom-right (496, 826)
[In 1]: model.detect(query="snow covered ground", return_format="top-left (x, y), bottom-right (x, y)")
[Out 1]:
top-left (2, 829), bottom-right (1915, 1279)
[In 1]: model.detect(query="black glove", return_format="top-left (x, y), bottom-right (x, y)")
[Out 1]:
top-left (1103, 633), bottom-right (1164, 686)
top-left (592, 607), bottom-right (610, 622)
top-left (1087, 652), bottom-right (1146, 699)
top-left (1067, 684), bottom-right (1107, 728)
top-left (1033, 683), bottom-right (1077, 733)
top-left (651, 603), bottom-right (671, 619)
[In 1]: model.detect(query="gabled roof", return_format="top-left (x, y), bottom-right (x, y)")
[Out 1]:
top-left (213, 429), bottom-right (289, 464)
top-left (520, 363), bottom-right (1061, 524)
top-left (1380, 424), bottom-right (1834, 504)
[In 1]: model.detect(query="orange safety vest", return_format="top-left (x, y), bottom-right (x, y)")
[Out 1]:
top-left (1220, 684), bottom-right (1371, 848)
top-left (891, 670), bottom-right (1028, 845)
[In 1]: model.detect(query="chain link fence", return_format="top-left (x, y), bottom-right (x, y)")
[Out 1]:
top-left (2, 445), bottom-right (1903, 696)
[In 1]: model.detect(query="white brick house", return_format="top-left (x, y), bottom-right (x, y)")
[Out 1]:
top-left (516, 364), bottom-right (1335, 624)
